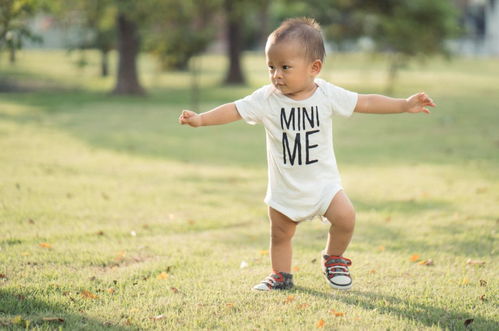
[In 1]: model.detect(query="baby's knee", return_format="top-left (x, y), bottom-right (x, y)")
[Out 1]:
top-left (271, 224), bottom-right (295, 243)
top-left (330, 207), bottom-right (356, 231)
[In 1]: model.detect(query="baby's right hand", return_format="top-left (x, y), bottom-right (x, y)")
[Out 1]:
top-left (178, 110), bottom-right (202, 127)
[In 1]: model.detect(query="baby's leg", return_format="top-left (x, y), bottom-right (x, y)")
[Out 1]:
top-left (268, 207), bottom-right (297, 273)
top-left (323, 190), bottom-right (356, 256)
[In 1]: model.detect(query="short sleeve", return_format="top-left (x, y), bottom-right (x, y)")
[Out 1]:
top-left (324, 81), bottom-right (358, 117)
top-left (234, 86), bottom-right (268, 125)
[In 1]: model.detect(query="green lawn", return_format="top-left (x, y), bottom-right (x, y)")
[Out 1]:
top-left (0, 50), bottom-right (498, 330)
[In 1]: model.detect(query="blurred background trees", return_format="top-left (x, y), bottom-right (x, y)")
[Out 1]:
top-left (2, 0), bottom-right (495, 95)
top-left (0, 0), bottom-right (42, 65)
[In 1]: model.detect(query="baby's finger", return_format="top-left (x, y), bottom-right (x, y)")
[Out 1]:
top-left (179, 115), bottom-right (188, 125)
top-left (182, 110), bottom-right (195, 118)
top-left (420, 93), bottom-right (436, 107)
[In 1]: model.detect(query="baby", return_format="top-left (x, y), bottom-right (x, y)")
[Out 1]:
top-left (179, 17), bottom-right (435, 291)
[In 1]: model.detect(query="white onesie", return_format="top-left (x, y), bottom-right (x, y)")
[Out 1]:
top-left (235, 78), bottom-right (358, 222)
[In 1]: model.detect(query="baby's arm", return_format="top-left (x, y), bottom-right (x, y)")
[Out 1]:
top-left (354, 92), bottom-right (436, 115)
top-left (179, 103), bottom-right (241, 127)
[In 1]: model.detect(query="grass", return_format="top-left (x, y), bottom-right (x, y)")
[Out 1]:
top-left (0, 50), bottom-right (498, 330)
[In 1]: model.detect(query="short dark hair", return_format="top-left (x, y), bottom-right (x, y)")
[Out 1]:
top-left (268, 17), bottom-right (325, 62)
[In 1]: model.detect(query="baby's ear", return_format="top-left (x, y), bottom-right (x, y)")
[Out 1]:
top-left (311, 60), bottom-right (322, 75)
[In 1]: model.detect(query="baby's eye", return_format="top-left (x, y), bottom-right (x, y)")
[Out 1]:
top-left (268, 66), bottom-right (274, 70)
top-left (282, 65), bottom-right (290, 70)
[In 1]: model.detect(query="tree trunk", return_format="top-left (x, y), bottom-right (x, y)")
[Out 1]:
top-left (9, 45), bottom-right (15, 64)
top-left (100, 49), bottom-right (109, 77)
top-left (257, 0), bottom-right (270, 49)
top-left (223, 0), bottom-right (245, 85)
top-left (386, 53), bottom-right (402, 95)
top-left (113, 13), bottom-right (145, 95)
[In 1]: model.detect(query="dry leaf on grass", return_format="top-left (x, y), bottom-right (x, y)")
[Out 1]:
top-left (81, 290), bottom-right (98, 299)
top-left (479, 280), bottom-right (487, 287)
top-left (283, 295), bottom-right (295, 303)
top-left (0, 274), bottom-right (7, 279)
top-left (297, 303), bottom-right (309, 309)
top-left (170, 287), bottom-right (179, 294)
top-left (418, 259), bottom-right (434, 266)
top-left (292, 266), bottom-right (300, 272)
top-left (106, 288), bottom-right (115, 294)
top-left (461, 278), bottom-right (470, 285)
top-left (466, 259), bottom-right (485, 265)
top-left (316, 319), bottom-right (325, 328)
top-left (259, 250), bottom-right (269, 256)
top-left (330, 309), bottom-right (345, 317)
top-left (409, 254), bottom-right (421, 262)
top-left (157, 272), bottom-right (169, 280)
top-left (114, 251), bottom-right (126, 261)
top-left (39, 242), bottom-right (52, 249)
top-left (150, 314), bottom-right (165, 321)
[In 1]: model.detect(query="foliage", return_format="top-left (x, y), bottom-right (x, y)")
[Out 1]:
top-left (144, 0), bottom-right (218, 71)
top-left (364, 0), bottom-right (460, 57)
top-left (0, 0), bottom-right (42, 59)
top-left (272, 0), bottom-right (365, 49)
top-left (49, 0), bottom-right (116, 52)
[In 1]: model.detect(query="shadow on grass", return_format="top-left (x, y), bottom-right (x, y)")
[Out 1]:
top-left (293, 286), bottom-right (493, 329)
top-left (0, 90), bottom-right (267, 168)
top-left (0, 289), bottom-right (132, 330)
top-left (2, 88), bottom-right (497, 168)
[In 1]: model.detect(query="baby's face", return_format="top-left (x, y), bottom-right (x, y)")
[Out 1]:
top-left (265, 39), bottom-right (319, 100)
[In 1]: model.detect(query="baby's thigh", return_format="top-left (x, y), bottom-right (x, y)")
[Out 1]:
top-left (268, 207), bottom-right (297, 236)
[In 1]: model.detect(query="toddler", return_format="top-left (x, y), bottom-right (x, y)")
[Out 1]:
top-left (179, 17), bottom-right (435, 291)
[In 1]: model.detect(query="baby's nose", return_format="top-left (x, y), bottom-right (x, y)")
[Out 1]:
top-left (272, 69), bottom-right (282, 79)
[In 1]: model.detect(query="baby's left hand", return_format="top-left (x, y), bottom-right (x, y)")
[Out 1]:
top-left (406, 92), bottom-right (436, 114)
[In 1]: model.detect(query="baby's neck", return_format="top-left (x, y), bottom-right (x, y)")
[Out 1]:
top-left (284, 82), bottom-right (318, 101)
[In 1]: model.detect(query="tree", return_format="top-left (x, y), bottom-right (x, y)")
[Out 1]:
top-left (274, 0), bottom-right (459, 92)
top-left (50, 0), bottom-right (115, 77)
top-left (223, 0), bottom-right (246, 85)
top-left (0, 0), bottom-right (41, 64)
top-left (362, 0), bottom-right (459, 92)
top-left (113, 10), bottom-right (144, 95)
top-left (221, 0), bottom-right (271, 85)
top-left (145, 0), bottom-right (217, 71)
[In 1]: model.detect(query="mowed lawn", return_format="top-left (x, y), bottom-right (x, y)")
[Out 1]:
top-left (0, 50), bottom-right (498, 330)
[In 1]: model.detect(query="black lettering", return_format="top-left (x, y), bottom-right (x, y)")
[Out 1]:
top-left (280, 108), bottom-right (295, 130)
top-left (315, 106), bottom-right (319, 126)
top-left (297, 107), bottom-right (301, 131)
top-left (282, 132), bottom-right (302, 165)
top-left (303, 107), bottom-right (315, 129)
top-left (305, 130), bottom-right (320, 165)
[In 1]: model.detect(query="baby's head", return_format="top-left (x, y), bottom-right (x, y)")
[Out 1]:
top-left (265, 17), bottom-right (325, 98)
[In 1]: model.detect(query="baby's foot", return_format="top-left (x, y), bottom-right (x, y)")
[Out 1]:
top-left (322, 252), bottom-right (352, 290)
top-left (252, 271), bottom-right (294, 291)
